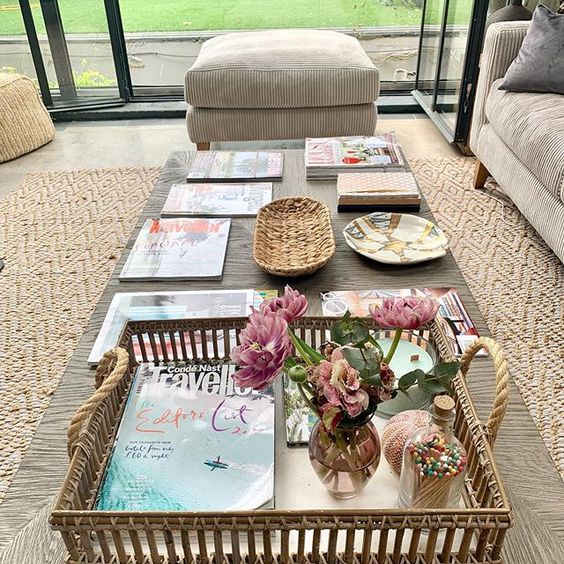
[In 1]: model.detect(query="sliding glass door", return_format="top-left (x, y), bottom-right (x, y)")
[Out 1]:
top-left (412, 0), bottom-right (488, 148)
top-left (13, 0), bottom-right (129, 109)
top-left (116, 0), bottom-right (425, 97)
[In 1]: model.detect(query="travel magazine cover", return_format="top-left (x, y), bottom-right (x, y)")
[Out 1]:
top-left (95, 362), bottom-right (275, 511)
top-left (88, 289), bottom-right (277, 365)
top-left (186, 151), bottom-right (283, 182)
top-left (119, 218), bottom-right (231, 281)
top-left (305, 133), bottom-right (404, 180)
top-left (161, 183), bottom-right (273, 217)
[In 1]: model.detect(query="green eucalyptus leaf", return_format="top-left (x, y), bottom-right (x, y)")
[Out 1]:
top-left (398, 369), bottom-right (423, 390)
top-left (432, 361), bottom-right (461, 381)
top-left (359, 368), bottom-right (382, 387)
top-left (341, 347), bottom-right (367, 371)
top-left (330, 314), bottom-right (369, 346)
top-left (418, 371), bottom-right (452, 395)
top-left (367, 335), bottom-right (384, 357)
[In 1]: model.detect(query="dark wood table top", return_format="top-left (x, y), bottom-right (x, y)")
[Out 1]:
top-left (1, 151), bottom-right (563, 563)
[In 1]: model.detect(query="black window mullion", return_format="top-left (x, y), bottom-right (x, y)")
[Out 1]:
top-left (431, 0), bottom-right (451, 111)
top-left (18, 0), bottom-right (53, 107)
top-left (453, 0), bottom-right (489, 145)
top-left (104, 0), bottom-right (132, 102)
top-left (39, 0), bottom-right (77, 101)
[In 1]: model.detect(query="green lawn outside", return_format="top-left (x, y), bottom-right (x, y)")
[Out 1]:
top-left (0, 0), bottom-right (472, 35)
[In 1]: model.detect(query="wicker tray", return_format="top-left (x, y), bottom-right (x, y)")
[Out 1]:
top-left (51, 317), bottom-right (512, 564)
top-left (253, 197), bottom-right (335, 277)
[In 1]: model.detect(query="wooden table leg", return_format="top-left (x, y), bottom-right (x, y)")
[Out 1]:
top-left (196, 142), bottom-right (210, 151)
top-left (473, 160), bottom-right (490, 189)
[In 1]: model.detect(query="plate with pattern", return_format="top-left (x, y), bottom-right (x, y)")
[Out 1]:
top-left (343, 212), bottom-right (449, 265)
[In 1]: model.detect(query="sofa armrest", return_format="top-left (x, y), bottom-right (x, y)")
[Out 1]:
top-left (469, 21), bottom-right (529, 153)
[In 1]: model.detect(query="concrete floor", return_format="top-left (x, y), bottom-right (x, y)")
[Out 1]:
top-left (0, 115), bottom-right (461, 199)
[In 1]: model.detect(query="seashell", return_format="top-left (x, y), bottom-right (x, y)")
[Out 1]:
top-left (382, 410), bottom-right (429, 474)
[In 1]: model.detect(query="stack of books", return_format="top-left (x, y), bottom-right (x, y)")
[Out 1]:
top-left (337, 171), bottom-right (422, 212)
top-left (305, 134), bottom-right (404, 180)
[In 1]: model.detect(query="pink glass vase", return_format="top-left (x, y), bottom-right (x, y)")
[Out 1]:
top-left (308, 419), bottom-right (381, 499)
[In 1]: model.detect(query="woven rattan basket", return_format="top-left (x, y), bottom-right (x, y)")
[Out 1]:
top-left (253, 197), bottom-right (335, 276)
top-left (51, 317), bottom-right (512, 564)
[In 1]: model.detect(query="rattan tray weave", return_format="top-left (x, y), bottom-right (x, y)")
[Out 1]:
top-left (253, 197), bottom-right (335, 277)
top-left (51, 317), bottom-right (512, 564)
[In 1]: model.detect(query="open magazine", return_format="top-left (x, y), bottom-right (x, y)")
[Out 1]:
top-left (95, 362), bottom-right (274, 511)
top-left (321, 288), bottom-right (481, 357)
top-left (186, 151), bottom-right (283, 182)
top-left (161, 183), bottom-right (273, 217)
top-left (88, 289), bottom-right (276, 365)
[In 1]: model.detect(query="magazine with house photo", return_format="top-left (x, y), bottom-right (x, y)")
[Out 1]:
top-left (119, 218), bottom-right (230, 281)
top-left (186, 151), bottom-right (283, 182)
top-left (87, 289), bottom-right (277, 365)
top-left (305, 133), bottom-right (404, 180)
top-left (94, 361), bottom-right (275, 511)
top-left (161, 183), bottom-right (273, 217)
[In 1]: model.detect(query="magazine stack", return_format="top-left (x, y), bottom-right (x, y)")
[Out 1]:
top-left (305, 133), bottom-right (404, 180)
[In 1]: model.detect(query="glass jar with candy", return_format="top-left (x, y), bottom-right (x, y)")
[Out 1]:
top-left (398, 395), bottom-right (467, 508)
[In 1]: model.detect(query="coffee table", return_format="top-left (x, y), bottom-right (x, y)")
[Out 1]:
top-left (1, 151), bottom-right (563, 563)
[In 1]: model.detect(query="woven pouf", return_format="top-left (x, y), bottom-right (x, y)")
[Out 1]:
top-left (0, 73), bottom-right (55, 163)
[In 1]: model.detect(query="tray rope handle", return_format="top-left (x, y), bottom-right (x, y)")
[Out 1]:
top-left (459, 336), bottom-right (509, 446)
top-left (67, 347), bottom-right (130, 458)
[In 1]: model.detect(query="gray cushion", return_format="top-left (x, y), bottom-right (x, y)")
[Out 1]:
top-left (186, 103), bottom-right (378, 142)
top-left (499, 5), bottom-right (564, 95)
top-left (185, 29), bottom-right (379, 109)
top-left (486, 78), bottom-right (564, 201)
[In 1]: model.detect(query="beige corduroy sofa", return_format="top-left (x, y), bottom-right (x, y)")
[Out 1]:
top-left (470, 21), bottom-right (564, 263)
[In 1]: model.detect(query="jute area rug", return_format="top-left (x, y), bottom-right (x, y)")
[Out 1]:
top-left (0, 166), bottom-right (159, 503)
top-left (0, 158), bottom-right (562, 506)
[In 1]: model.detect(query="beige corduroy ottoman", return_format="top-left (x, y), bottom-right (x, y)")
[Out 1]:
top-left (184, 29), bottom-right (379, 147)
top-left (0, 73), bottom-right (55, 163)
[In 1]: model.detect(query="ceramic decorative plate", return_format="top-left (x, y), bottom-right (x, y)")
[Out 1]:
top-left (343, 212), bottom-right (449, 265)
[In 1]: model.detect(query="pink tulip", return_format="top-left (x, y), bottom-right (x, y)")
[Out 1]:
top-left (230, 310), bottom-right (291, 390)
top-left (260, 285), bottom-right (308, 323)
top-left (369, 297), bottom-right (439, 330)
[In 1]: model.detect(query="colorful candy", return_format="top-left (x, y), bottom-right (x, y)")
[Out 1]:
top-left (407, 433), bottom-right (467, 479)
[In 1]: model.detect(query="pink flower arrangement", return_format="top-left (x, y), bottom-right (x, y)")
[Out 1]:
top-left (260, 285), bottom-right (308, 323)
top-left (230, 287), bottom-right (457, 435)
top-left (230, 310), bottom-right (291, 390)
top-left (231, 286), bottom-right (308, 390)
top-left (369, 297), bottom-right (439, 330)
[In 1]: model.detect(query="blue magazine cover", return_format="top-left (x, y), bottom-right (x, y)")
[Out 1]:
top-left (95, 362), bottom-right (275, 511)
